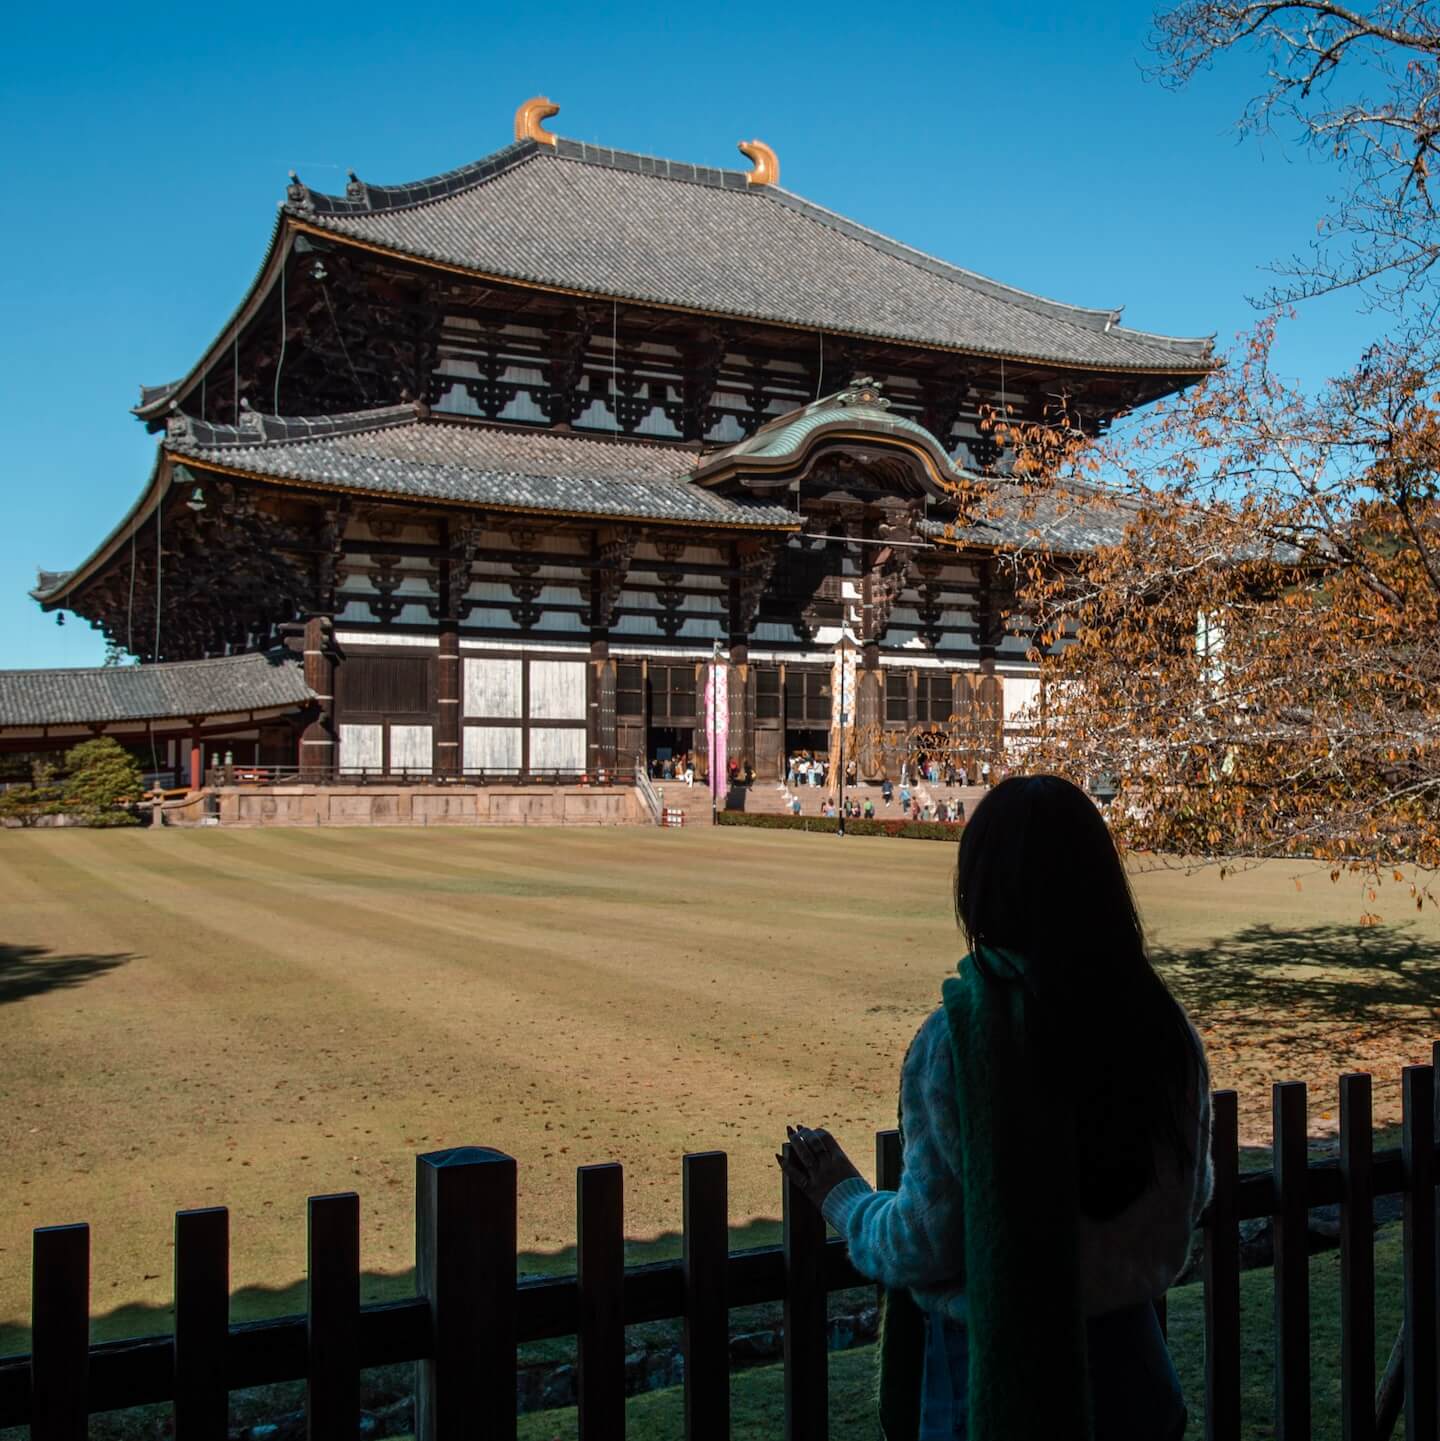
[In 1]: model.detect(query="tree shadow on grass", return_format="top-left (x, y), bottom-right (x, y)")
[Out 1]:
top-left (0, 942), bottom-right (132, 1006)
top-left (1152, 921), bottom-right (1440, 1032)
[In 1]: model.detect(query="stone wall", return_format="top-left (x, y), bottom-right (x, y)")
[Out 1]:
top-left (212, 784), bottom-right (643, 827)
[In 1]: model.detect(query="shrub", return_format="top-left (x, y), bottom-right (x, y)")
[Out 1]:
top-left (62, 738), bottom-right (144, 827)
top-left (715, 810), bottom-right (962, 841)
top-left (0, 760), bottom-right (65, 827)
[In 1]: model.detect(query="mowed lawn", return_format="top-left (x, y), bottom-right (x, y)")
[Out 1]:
top-left (1, 825), bottom-right (1437, 1352)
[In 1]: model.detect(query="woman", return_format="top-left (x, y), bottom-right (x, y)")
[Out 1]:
top-left (779, 775), bottom-right (1211, 1440)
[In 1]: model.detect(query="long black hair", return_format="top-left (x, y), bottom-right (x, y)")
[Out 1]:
top-left (955, 774), bottom-right (1200, 1220)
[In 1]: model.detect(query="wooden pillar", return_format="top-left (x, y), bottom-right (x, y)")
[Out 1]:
top-left (976, 558), bottom-right (999, 676)
top-left (188, 726), bottom-right (203, 792)
top-left (591, 639), bottom-right (616, 777)
top-left (299, 615), bottom-right (336, 782)
top-left (856, 659), bottom-right (882, 780)
top-left (437, 621), bottom-right (461, 779)
top-left (727, 644), bottom-right (750, 776)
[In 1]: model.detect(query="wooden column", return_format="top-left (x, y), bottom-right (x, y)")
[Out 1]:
top-left (437, 621), bottom-right (461, 779)
top-left (591, 639), bottom-right (616, 776)
top-left (188, 726), bottom-right (203, 792)
top-left (976, 558), bottom-right (999, 675)
top-left (856, 656), bottom-right (881, 780)
top-left (299, 615), bottom-right (336, 782)
top-left (727, 645), bottom-right (750, 776)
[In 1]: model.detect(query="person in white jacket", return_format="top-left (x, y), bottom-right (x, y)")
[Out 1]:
top-left (781, 774), bottom-right (1212, 1440)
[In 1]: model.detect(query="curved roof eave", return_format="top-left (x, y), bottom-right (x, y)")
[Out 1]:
top-left (132, 212), bottom-right (291, 424)
top-left (288, 220), bottom-right (1217, 378)
top-left (32, 453), bottom-right (172, 607)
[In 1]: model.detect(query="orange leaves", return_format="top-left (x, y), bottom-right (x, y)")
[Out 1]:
top-left (989, 316), bottom-right (1440, 890)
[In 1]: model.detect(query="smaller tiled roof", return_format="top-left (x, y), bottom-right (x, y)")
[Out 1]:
top-left (0, 652), bottom-right (314, 727)
top-left (692, 380), bottom-right (968, 488)
top-left (165, 406), bottom-right (798, 529)
top-left (939, 481), bottom-right (1310, 561)
top-left (933, 481), bottom-right (1141, 555)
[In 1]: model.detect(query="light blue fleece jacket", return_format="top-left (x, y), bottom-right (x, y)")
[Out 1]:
top-left (822, 1007), bottom-right (1214, 1320)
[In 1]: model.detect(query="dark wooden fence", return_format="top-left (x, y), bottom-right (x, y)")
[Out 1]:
top-left (2, 1050), bottom-right (1438, 1441)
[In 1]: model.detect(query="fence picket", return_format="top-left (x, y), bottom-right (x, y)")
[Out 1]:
top-left (1433, 1042), bottom-right (1440, 1433)
top-left (1338, 1075), bottom-right (1374, 1441)
top-left (306, 1192), bottom-right (360, 1441)
top-left (1204, 1090), bottom-right (1241, 1441)
top-left (415, 1147), bottom-right (518, 1441)
top-left (577, 1163), bottom-right (626, 1439)
top-left (30, 1223), bottom-right (88, 1441)
top-left (1402, 1066), bottom-right (1437, 1441)
top-left (682, 1150), bottom-right (729, 1441)
top-left (174, 1207), bottom-right (229, 1441)
top-left (782, 1145), bottom-right (828, 1441)
top-left (1273, 1081), bottom-right (1311, 1440)
top-left (875, 1130), bottom-right (901, 1317)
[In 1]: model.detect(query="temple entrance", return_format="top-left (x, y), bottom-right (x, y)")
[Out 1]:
top-left (647, 725), bottom-right (694, 779)
top-left (783, 726), bottom-right (830, 788)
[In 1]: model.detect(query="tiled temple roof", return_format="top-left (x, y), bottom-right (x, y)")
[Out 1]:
top-left (0, 652), bottom-right (313, 727)
top-left (164, 406), bottom-right (799, 529)
top-left (279, 137), bottom-right (1213, 373)
top-left (941, 482), bottom-right (1142, 553)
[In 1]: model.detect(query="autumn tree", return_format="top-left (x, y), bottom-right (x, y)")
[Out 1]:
top-left (1152, 0), bottom-right (1440, 310)
top-left (936, 3), bottom-right (1440, 892)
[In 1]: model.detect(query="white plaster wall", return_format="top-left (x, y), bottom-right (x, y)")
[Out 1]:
top-left (464, 726), bottom-right (521, 772)
top-left (390, 725), bottom-right (433, 774)
top-left (528, 660), bottom-right (586, 720)
top-left (529, 727), bottom-right (586, 772)
top-left (338, 724), bottom-right (383, 774)
top-left (1003, 677), bottom-right (1041, 725)
top-left (464, 658), bottom-right (522, 718)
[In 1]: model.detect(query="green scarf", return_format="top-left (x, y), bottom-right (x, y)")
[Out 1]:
top-left (877, 947), bottom-right (1091, 1440)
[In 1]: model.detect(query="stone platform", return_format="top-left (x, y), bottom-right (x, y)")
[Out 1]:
top-left (201, 783), bottom-right (645, 827)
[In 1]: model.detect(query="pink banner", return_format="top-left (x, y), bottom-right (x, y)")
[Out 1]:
top-left (705, 661), bottom-right (729, 792)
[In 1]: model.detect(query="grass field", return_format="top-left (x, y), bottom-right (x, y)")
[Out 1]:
top-left (1, 824), bottom-right (1437, 1360)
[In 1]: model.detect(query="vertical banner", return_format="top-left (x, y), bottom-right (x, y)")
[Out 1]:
top-left (705, 660), bottom-right (729, 792)
top-left (828, 641), bottom-right (858, 795)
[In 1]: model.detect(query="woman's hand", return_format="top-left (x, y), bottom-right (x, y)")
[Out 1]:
top-left (776, 1124), bottom-right (863, 1213)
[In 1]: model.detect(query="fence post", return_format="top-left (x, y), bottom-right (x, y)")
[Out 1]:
top-left (874, 1130), bottom-right (903, 1314)
top-left (1338, 1074), bottom-right (1374, 1441)
top-left (1273, 1081), bottom-right (1310, 1441)
top-left (1434, 1042), bottom-right (1440, 1433)
top-left (1204, 1090), bottom-right (1241, 1441)
top-left (307, 1192), bottom-right (360, 1441)
top-left (782, 1144), bottom-right (828, 1441)
top-left (1402, 1065), bottom-right (1437, 1441)
top-left (30, 1223), bottom-right (88, 1441)
top-left (682, 1151), bottom-right (729, 1441)
top-left (174, 1207), bottom-right (229, 1441)
top-left (415, 1147), bottom-right (517, 1441)
top-left (577, 1163), bottom-right (626, 1440)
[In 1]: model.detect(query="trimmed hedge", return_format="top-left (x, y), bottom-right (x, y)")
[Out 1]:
top-left (716, 810), bottom-right (963, 841)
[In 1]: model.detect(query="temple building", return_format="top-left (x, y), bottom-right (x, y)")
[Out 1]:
top-left (16, 99), bottom-right (1212, 789)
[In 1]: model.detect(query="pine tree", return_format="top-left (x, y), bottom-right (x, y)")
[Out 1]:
top-left (62, 738), bottom-right (143, 827)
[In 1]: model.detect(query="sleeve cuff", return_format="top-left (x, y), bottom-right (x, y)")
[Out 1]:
top-left (821, 1175), bottom-right (875, 1232)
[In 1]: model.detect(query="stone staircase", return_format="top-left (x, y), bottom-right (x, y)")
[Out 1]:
top-left (651, 779), bottom-right (717, 827)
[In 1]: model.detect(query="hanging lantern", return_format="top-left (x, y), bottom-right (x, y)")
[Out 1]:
top-left (187, 485), bottom-right (206, 513)
top-left (55, 611), bottom-right (65, 626)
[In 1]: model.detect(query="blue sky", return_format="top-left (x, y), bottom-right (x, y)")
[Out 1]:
top-left (0, 0), bottom-right (1380, 668)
